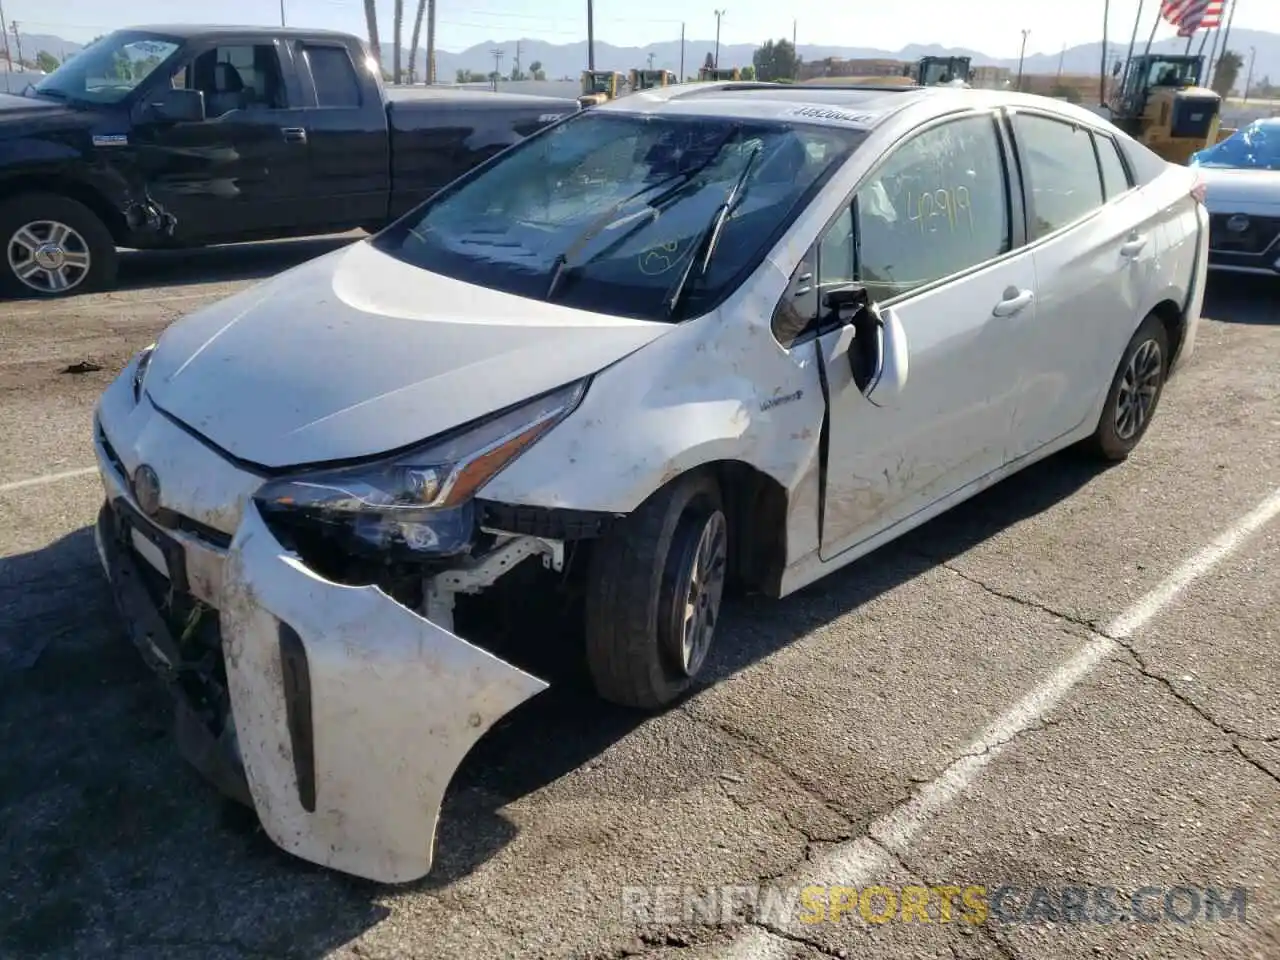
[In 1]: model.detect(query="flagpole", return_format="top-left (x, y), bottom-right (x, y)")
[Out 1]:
top-left (1124, 0), bottom-right (1144, 72)
top-left (1214, 0), bottom-right (1239, 84)
top-left (1141, 0), bottom-right (1162, 57)
top-left (1205, 2), bottom-right (1225, 79)
top-left (1100, 0), bottom-right (1111, 106)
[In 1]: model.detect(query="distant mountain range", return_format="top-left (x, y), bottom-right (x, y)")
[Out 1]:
top-left (10, 27), bottom-right (1278, 93)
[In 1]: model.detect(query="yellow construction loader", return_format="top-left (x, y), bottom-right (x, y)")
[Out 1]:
top-left (1107, 53), bottom-right (1234, 164)
top-left (631, 68), bottom-right (676, 90)
top-left (801, 55), bottom-right (972, 88)
top-left (579, 70), bottom-right (625, 107)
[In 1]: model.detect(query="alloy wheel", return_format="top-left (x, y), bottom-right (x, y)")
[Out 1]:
top-left (672, 509), bottom-right (728, 678)
top-left (7, 219), bottom-right (92, 294)
top-left (1114, 338), bottom-right (1163, 441)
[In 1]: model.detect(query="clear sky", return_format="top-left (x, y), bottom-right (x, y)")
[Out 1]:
top-left (4, 0), bottom-right (1276, 57)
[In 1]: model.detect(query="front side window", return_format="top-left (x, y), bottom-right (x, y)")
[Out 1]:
top-left (852, 113), bottom-right (1011, 301)
top-left (169, 45), bottom-right (288, 117)
top-left (31, 31), bottom-right (181, 105)
top-left (1013, 113), bottom-right (1106, 240)
top-left (373, 112), bottom-right (866, 322)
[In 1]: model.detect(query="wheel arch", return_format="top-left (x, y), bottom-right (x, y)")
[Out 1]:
top-left (0, 174), bottom-right (129, 244)
top-left (1149, 297), bottom-right (1187, 367)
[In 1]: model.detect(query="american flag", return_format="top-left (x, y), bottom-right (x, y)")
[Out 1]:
top-left (1161, 0), bottom-right (1226, 37)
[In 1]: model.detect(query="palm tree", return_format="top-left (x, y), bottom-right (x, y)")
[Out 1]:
top-left (408, 0), bottom-right (427, 84)
top-left (392, 0), bottom-right (404, 83)
top-left (363, 0), bottom-right (381, 70)
top-left (1212, 50), bottom-right (1244, 98)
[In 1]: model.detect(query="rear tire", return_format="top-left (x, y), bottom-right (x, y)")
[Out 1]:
top-left (584, 471), bottom-right (728, 710)
top-left (1082, 313), bottom-right (1170, 461)
top-left (0, 192), bottom-right (118, 298)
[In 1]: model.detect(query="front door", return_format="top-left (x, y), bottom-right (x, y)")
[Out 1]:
top-left (813, 110), bottom-right (1036, 561)
top-left (133, 40), bottom-right (312, 243)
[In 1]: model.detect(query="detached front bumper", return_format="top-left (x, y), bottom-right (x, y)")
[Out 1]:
top-left (95, 452), bottom-right (548, 883)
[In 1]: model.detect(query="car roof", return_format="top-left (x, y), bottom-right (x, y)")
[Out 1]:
top-left (117, 24), bottom-right (357, 41)
top-left (592, 82), bottom-right (1119, 135)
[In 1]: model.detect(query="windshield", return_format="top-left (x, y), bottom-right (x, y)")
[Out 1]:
top-left (1144, 57), bottom-right (1200, 88)
top-left (1192, 121), bottom-right (1280, 170)
top-left (32, 31), bottom-right (182, 105)
top-left (372, 112), bottom-right (866, 322)
top-left (921, 61), bottom-right (963, 85)
top-left (587, 74), bottom-right (614, 93)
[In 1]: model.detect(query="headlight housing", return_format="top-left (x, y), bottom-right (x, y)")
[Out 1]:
top-left (253, 379), bottom-right (588, 559)
top-left (132, 343), bottom-right (157, 403)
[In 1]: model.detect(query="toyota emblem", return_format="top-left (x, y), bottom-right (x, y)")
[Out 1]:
top-left (1226, 215), bottom-right (1250, 233)
top-left (133, 465), bottom-right (162, 517)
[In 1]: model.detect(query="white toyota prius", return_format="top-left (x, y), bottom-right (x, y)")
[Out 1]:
top-left (92, 81), bottom-right (1209, 883)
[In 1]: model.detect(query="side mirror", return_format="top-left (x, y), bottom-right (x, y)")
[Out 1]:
top-left (823, 283), bottom-right (869, 323)
top-left (857, 303), bottom-right (910, 407)
top-left (144, 87), bottom-right (206, 123)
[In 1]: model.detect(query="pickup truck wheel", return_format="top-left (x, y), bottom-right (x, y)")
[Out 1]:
top-left (584, 471), bottom-right (728, 710)
top-left (0, 193), bottom-right (118, 298)
top-left (1083, 313), bottom-right (1170, 461)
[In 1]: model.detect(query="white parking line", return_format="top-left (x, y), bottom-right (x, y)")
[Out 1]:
top-left (726, 485), bottom-right (1280, 959)
top-left (0, 466), bottom-right (97, 494)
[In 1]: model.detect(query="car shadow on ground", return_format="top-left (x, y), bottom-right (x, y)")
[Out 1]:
top-left (0, 450), bottom-right (1107, 957)
top-left (112, 234), bottom-right (364, 292)
top-left (1204, 273), bottom-right (1279, 324)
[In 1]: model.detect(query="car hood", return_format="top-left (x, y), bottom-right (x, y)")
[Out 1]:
top-left (1197, 166), bottom-right (1280, 211)
top-left (144, 240), bottom-right (674, 469)
top-left (0, 91), bottom-right (75, 122)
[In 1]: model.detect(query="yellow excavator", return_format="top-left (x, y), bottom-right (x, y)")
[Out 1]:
top-left (1106, 53), bottom-right (1233, 164)
top-left (579, 70), bottom-right (625, 108)
top-left (631, 68), bottom-right (676, 90)
top-left (698, 66), bottom-right (741, 81)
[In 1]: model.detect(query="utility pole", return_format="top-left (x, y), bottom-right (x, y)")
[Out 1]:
top-left (11, 20), bottom-right (22, 71)
top-left (647, 51), bottom-right (655, 70)
top-left (713, 10), bottom-right (725, 69)
top-left (1056, 44), bottom-right (1065, 78)
top-left (0, 0), bottom-right (11, 74)
top-left (1100, 0), bottom-right (1110, 105)
top-left (426, 0), bottom-right (436, 84)
top-left (491, 47), bottom-right (503, 91)
top-left (1242, 45), bottom-right (1256, 101)
top-left (279, 0), bottom-right (286, 27)
top-left (679, 22), bottom-right (685, 80)
top-left (587, 0), bottom-right (595, 71)
top-left (1015, 29), bottom-right (1029, 92)
top-left (793, 18), bottom-right (798, 80)
top-left (515, 40), bottom-right (522, 79)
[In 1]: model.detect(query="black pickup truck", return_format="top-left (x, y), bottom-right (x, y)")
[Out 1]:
top-left (0, 25), bottom-right (579, 297)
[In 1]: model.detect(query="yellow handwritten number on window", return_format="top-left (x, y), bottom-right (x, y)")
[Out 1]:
top-left (906, 186), bottom-right (974, 235)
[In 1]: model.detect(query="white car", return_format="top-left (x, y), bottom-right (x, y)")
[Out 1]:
top-left (92, 81), bottom-right (1209, 883)
top-left (1191, 117), bottom-right (1280, 277)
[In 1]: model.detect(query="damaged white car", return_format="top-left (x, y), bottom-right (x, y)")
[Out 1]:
top-left (93, 82), bottom-right (1208, 883)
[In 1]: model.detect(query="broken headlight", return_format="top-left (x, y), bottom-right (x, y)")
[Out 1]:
top-left (132, 343), bottom-right (157, 403)
top-left (253, 379), bottom-right (588, 558)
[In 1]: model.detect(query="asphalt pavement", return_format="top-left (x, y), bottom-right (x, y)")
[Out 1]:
top-left (0, 236), bottom-right (1276, 960)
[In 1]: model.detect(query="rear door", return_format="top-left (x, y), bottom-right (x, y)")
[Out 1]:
top-left (812, 110), bottom-right (1037, 561)
top-left (136, 38), bottom-right (313, 242)
top-left (1003, 109), bottom-right (1160, 457)
top-left (292, 39), bottom-right (390, 229)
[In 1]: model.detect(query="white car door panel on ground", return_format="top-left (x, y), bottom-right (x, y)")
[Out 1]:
top-left (810, 111), bottom-right (1034, 561)
top-left (1005, 110), bottom-right (1160, 457)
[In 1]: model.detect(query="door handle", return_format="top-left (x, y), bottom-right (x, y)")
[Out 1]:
top-left (1119, 234), bottom-right (1147, 257)
top-left (991, 287), bottom-right (1034, 317)
top-left (281, 127), bottom-right (307, 143)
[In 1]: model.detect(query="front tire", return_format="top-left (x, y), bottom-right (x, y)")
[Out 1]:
top-left (584, 471), bottom-right (728, 709)
top-left (1083, 313), bottom-right (1170, 461)
top-left (0, 193), bottom-right (118, 298)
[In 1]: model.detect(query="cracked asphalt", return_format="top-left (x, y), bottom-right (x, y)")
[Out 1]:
top-left (1, 238), bottom-right (1277, 960)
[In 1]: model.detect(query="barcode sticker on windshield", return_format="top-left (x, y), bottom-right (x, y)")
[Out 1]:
top-left (784, 106), bottom-right (880, 125)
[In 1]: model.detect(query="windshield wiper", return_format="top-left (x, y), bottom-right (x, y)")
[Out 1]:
top-left (544, 123), bottom-right (744, 300)
top-left (665, 144), bottom-right (762, 319)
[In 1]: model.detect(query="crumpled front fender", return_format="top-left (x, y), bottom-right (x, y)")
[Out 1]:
top-left (220, 502), bottom-right (549, 883)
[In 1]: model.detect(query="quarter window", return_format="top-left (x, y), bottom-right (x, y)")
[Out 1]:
top-left (1094, 133), bottom-right (1132, 200)
top-left (852, 113), bottom-right (1011, 301)
top-left (1013, 113), bottom-right (1106, 239)
top-left (304, 45), bottom-right (362, 107)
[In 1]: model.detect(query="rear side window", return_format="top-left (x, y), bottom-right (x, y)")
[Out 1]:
top-left (1094, 133), bottom-right (1132, 199)
top-left (1012, 113), bottom-right (1105, 239)
top-left (303, 45), bottom-right (361, 107)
